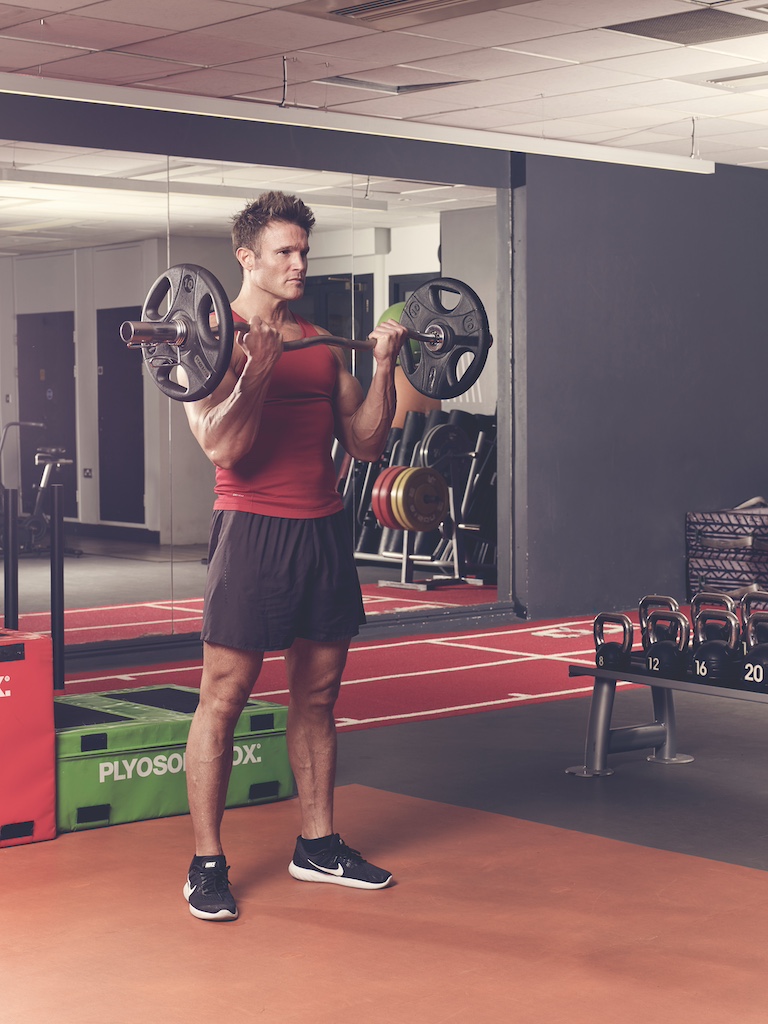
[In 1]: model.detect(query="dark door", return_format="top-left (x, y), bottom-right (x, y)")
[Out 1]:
top-left (293, 273), bottom-right (375, 390)
top-left (16, 311), bottom-right (78, 518)
top-left (389, 272), bottom-right (436, 306)
top-left (97, 306), bottom-right (144, 523)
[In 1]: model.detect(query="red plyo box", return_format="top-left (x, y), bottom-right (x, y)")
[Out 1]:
top-left (0, 630), bottom-right (56, 847)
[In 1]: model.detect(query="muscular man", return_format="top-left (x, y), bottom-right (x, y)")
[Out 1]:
top-left (181, 191), bottom-right (407, 920)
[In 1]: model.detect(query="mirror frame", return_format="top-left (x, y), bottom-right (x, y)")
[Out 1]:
top-left (0, 90), bottom-right (521, 668)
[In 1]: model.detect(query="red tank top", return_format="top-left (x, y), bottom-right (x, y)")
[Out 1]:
top-left (213, 313), bottom-right (344, 519)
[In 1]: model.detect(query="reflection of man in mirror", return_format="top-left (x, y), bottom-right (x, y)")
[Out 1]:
top-left (181, 191), bottom-right (407, 920)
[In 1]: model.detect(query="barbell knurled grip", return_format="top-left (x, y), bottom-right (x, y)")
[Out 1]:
top-left (282, 330), bottom-right (440, 352)
top-left (282, 335), bottom-right (377, 352)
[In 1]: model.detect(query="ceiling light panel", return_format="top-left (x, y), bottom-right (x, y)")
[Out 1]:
top-left (608, 8), bottom-right (768, 44)
top-left (288, 0), bottom-right (526, 31)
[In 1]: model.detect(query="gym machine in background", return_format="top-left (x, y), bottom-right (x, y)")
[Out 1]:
top-left (343, 409), bottom-right (497, 590)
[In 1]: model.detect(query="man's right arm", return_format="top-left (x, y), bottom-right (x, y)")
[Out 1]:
top-left (184, 320), bottom-right (282, 469)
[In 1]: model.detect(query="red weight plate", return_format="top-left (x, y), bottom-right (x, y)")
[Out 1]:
top-left (371, 465), bottom-right (406, 531)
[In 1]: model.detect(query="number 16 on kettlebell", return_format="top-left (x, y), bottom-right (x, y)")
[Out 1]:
top-left (690, 608), bottom-right (741, 686)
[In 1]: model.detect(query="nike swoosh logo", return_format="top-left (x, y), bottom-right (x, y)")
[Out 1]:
top-left (187, 885), bottom-right (197, 895)
top-left (307, 858), bottom-right (344, 876)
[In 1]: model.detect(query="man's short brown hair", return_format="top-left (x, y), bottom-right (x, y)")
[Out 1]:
top-left (231, 191), bottom-right (315, 256)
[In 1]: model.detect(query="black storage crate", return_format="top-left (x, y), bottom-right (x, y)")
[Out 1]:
top-left (686, 498), bottom-right (768, 598)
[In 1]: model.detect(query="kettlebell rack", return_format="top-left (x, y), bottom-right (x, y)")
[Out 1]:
top-left (568, 588), bottom-right (768, 777)
top-left (565, 661), bottom-right (768, 778)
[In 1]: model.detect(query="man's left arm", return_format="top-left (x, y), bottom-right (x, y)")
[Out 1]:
top-left (332, 319), bottom-right (407, 462)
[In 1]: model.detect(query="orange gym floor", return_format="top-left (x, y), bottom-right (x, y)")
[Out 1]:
top-left (5, 614), bottom-right (768, 1021)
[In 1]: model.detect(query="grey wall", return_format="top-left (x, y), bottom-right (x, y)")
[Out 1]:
top-left (517, 156), bottom-right (768, 618)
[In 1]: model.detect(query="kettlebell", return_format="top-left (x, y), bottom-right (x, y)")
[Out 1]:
top-left (644, 609), bottom-right (690, 679)
top-left (690, 591), bottom-right (737, 642)
top-left (740, 610), bottom-right (768, 693)
top-left (690, 608), bottom-right (741, 686)
top-left (740, 590), bottom-right (768, 656)
top-left (594, 612), bottom-right (633, 671)
top-left (639, 595), bottom-right (680, 650)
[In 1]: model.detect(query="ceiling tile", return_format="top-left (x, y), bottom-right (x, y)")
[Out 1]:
top-left (507, 1), bottom-right (686, 30)
top-left (300, 29), bottom-right (477, 62)
top-left (394, 8), bottom-right (574, 47)
top-left (691, 36), bottom-right (768, 61)
top-left (31, 50), bottom-right (200, 82)
top-left (593, 47), bottom-right (760, 78)
top-left (499, 28), bottom-right (681, 62)
top-left (5, 13), bottom-right (174, 48)
top-left (655, 91), bottom-right (768, 116)
top-left (193, 7), bottom-right (373, 47)
top-left (224, 50), bottom-right (376, 83)
top-left (429, 62), bottom-right (648, 108)
top-left (0, 35), bottom-right (83, 67)
top-left (0, 4), bottom-right (48, 31)
top-left (404, 47), bottom-right (567, 80)
top-left (412, 106), bottom-right (544, 129)
top-left (137, 66), bottom-right (275, 95)
top-left (319, 91), bottom-right (481, 118)
top-left (1, 0), bottom-right (94, 11)
top-left (70, 0), bottom-right (259, 32)
top-left (117, 29), bottom-right (276, 65)
top-left (235, 79), bottom-right (380, 106)
top-left (338, 65), bottom-right (469, 87)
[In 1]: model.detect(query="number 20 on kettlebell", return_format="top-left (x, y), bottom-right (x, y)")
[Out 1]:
top-left (741, 610), bottom-right (768, 692)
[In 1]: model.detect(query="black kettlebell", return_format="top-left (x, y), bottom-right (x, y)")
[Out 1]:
top-left (740, 611), bottom-right (768, 693)
top-left (690, 608), bottom-right (741, 686)
top-left (594, 612), bottom-right (633, 671)
top-left (644, 609), bottom-right (690, 679)
top-left (690, 591), bottom-right (737, 642)
top-left (739, 590), bottom-right (768, 656)
top-left (639, 594), bottom-right (680, 650)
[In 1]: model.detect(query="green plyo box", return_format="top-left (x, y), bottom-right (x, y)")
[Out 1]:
top-left (54, 685), bottom-right (293, 831)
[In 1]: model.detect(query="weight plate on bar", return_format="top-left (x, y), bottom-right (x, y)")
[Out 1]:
top-left (419, 423), bottom-right (471, 467)
top-left (390, 467), bottom-right (449, 533)
top-left (371, 465), bottom-right (406, 531)
top-left (140, 264), bottom-right (234, 402)
top-left (398, 277), bottom-right (492, 401)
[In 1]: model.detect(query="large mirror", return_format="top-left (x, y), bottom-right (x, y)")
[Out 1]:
top-left (0, 138), bottom-right (503, 651)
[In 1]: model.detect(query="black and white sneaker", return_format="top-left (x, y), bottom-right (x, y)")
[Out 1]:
top-left (288, 834), bottom-right (393, 890)
top-left (183, 855), bottom-right (238, 920)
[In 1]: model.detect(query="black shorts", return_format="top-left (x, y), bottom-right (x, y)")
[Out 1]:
top-left (201, 509), bottom-right (366, 652)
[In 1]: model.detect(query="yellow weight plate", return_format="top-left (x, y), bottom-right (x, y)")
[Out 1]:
top-left (391, 467), bottom-right (449, 532)
top-left (390, 467), bottom-right (419, 530)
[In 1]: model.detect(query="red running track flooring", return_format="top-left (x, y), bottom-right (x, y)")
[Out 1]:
top-left (63, 617), bottom-right (620, 730)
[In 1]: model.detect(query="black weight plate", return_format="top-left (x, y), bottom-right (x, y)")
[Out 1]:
top-left (398, 277), bottom-right (492, 401)
top-left (141, 264), bottom-right (233, 402)
top-left (419, 423), bottom-right (471, 468)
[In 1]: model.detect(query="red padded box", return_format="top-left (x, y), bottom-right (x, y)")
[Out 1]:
top-left (0, 630), bottom-right (56, 847)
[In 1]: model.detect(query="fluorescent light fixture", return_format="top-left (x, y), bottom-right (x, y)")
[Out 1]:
top-left (314, 75), bottom-right (473, 94)
top-left (0, 72), bottom-right (716, 175)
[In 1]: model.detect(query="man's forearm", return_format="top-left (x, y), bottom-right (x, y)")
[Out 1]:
top-left (195, 371), bottom-right (270, 469)
top-left (342, 366), bottom-right (397, 462)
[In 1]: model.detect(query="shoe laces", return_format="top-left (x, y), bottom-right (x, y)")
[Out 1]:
top-left (334, 836), bottom-right (365, 863)
top-left (197, 863), bottom-right (231, 895)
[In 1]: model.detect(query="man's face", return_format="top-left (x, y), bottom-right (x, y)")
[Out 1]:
top-left (244, 219), bottom-right (309, 302)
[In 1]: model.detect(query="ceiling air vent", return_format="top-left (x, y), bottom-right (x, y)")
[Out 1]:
top-left (288, 0), bottom-right (527, 30)
top-left (607, 8), bottom-right (768, 44)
